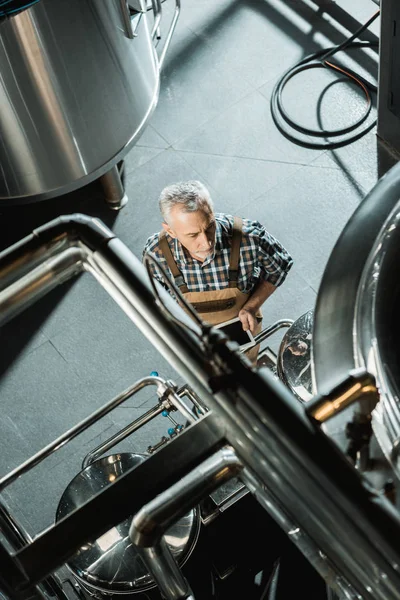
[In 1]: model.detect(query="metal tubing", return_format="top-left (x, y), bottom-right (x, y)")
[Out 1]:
top-left (253, 319), bottom-right (294, 345)
top-left (0, 247), bottom-right (85, 326)
top-left (119, 0), bottom-right (136, 39)
top-left (81, 378), bottom-right (198, 468)
top-left (158, 0), bottom-right (181, 71)
top-left (82, 403), bottom-right (163, 469)
top-left (139, 539), bottom-right (193, 600)
top-left (151, 0), bottom-right (162, 40)
top-left (241, 467), bottom-right (360, 600)
top-left (14, 417), bottom-right (224, 587)
top-left (177, 384), bottom-right (209, 416)
top-left (306, 369), bottom-right (378, 423)
top-left (166, 391), bottom-right (199, 424)
top-left (129, 446), bottom-right (242, 600)
top-left (0, 375), bottom-right (166, 491)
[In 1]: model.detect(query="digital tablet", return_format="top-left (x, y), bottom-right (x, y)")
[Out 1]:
top-left (215, 317), bottom-right (255, 351)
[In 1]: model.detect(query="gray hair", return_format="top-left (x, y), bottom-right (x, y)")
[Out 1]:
top-left (159, 180), bottom-right (214, 224)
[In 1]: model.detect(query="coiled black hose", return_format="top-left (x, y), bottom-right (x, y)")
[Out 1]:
top-left (270, 10), bottom-right (380, 149)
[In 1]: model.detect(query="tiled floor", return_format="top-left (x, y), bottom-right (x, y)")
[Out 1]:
top-left (0, 0), bottom-right (397, 581)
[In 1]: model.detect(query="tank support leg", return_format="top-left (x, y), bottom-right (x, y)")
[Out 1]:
top-left (99, 163), bottom-right (128, 210)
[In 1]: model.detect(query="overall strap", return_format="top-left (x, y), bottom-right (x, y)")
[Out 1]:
top-left (228, 216), bottom-right (243, 288)
top-left (158, 230), bottom-right (189, 293)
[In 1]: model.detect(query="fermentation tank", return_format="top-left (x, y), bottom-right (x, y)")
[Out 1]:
top-left (0, 0), bottom-right (178, 206)
top-left (312, 163), bottom-right (400, 474)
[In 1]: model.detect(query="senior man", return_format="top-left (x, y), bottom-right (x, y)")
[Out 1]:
top-left (143, 180), bottom-right (293, 360)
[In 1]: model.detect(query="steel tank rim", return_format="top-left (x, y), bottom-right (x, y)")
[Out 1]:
top-left (0, 79), bottom-right (160, 206)
top-left (0, 0), bottom-right (161, 205)
top-left (312, 161), bottom-right (400, 396)
top-left (56, 452), bottom-right (202, 595)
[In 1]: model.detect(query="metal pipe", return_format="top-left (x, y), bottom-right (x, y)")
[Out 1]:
top-left (253, 319), bottom-right (294, 345)
top-left (177, 384), bottom-right (209, 416)
top-left (82, 404), bottom-right (163, 469)
top-left (81, 379), bottom-right (198, 468)
top-left (306, 368), bottom-right (378, 423)
top-left (151, 0), bottom-right (162, 40)
top-left (129, 446), bottom-right (243, 600)
top-left (0, 375), bottom-right (166, 491)
top-left (119, 0), bottom-right (137, 39)
top-left (166, 391), bottom-right (199, 424)
top-left (158, 0), bottom-right (181, 71)
top-left (241, 467), bottom-right (360, 600)
top-left (0, 247), bottom-right (85, 325)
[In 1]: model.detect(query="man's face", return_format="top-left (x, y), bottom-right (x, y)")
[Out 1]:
top-left (163, 205), bottom-right (216, 262)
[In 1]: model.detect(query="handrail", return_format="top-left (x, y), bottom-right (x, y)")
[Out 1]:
top-left (81, 380), bottom-right (199, 469)
top-left (157, 0), bottom-right (181, 71)
top-left (253, 319), bottom-right (294, 345)
top-left (0, 376), bottom-right (166, 492)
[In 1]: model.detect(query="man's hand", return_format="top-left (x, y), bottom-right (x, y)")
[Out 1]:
top-left (238, 307), bottom-right (258, 334)
top-left (238, 280), bottom-right (277, 333)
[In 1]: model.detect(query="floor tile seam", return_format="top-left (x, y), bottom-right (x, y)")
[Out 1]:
top-left (306, 159), bottom-right (372, 197)
top-left (170, 86), bottom-right (258, 148)
top-left (135, 142), bottom-right (171, 150)
top-left (174, 147), bottom-right (316, 169)
top-left (13, 334), bottom-right (50, 360)
top-left (136, 125), bottom-right (172, 150)
top-left (237, 161), bottom-right (306, 211)
top-left (47, 339), bottom-right (73, 366)
top-left (45, 422), bottom-right (119, 475)
top-left (184, 28), bottom-right (267, 92)
top-left (123, 148), bottom-right (165, 176)
top-left (172, 149), bottom-right (226, 197)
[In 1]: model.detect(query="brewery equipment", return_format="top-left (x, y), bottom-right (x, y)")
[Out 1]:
top-left (2, 162), bottom-right (400, 598)
top-left (0, 0), bottom-right (179, 208)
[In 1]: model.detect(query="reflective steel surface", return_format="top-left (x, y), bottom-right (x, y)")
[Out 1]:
top-left (312, 163), bottom-right (400, 476)
top-left (0, 0), bottom-right (159, 203)
top-left (278, 309), bottom-right (314, 402)
top-left (355, 201), bottom-right (400, 475)
top-left (312, 163), bottom-right (400, 397)
top-left (56, 453), bottom-right (200, 593)
top-left (2, 215), bottom-right (400, 600)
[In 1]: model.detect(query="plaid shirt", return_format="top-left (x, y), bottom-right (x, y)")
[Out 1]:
top-left (143, 213), bottom-right (293, 294)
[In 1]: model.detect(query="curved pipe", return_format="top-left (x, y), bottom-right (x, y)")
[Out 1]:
top-left (253, 319), bottom-right (294, 345)
top-left (129, 446), bottom-right (243, 600)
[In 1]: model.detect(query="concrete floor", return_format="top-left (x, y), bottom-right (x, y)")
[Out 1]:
top-left (0, 0), bottom-right (397, 583)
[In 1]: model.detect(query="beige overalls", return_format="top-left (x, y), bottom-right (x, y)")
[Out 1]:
top-left (159, 217), bottom-right (262, 363)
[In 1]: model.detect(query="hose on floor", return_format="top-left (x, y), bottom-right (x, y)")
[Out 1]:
top-left (270, 10), bottom-right (380, 149)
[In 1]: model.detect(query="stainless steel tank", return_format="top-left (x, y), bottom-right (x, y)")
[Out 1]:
top-left (312, 161), bottom-right (400, 477)
top-left (0, 0), bottom-right (173, 204)
top-left (56, 453), bottom-right (201, 597)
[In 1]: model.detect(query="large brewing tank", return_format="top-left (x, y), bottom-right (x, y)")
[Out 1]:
top-left (0, 0), bottom-right (173, 205)
top-left (312, 161), bottom-right (400, 476)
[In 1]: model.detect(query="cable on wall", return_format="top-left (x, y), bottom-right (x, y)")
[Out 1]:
top-left (270, 10), bottom-right (380, 149)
